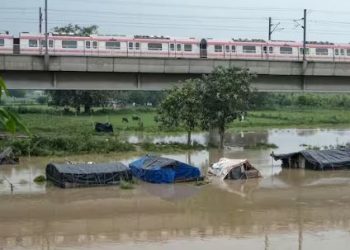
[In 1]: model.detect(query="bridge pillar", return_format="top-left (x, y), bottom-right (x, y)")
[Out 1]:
top-left (137, 74), bottom-right (141, 89)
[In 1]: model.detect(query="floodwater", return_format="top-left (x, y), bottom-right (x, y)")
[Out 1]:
top-left (2, 128), bottom-right (350, 249)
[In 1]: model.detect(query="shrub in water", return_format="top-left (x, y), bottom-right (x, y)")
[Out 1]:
top-left (33, 175), bottom-right (46, 184)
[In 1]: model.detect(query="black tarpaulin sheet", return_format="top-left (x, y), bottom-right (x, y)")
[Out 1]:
top-left (272, 149), bottom-right (350, 170)
top-left (46, 162), bottom-right (132, 188)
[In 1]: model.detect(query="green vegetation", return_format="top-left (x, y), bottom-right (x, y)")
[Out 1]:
top-left (0, 76), bottom-right (29, 134)
top-left (158, 79), bottom-right (202, 145)
top-left (199, 66), bottom-right (254, 148)
top-left (33, 175), bottom-right (46, 184)
top-left (158, 66), bottom-right (254, 148)
top-left (140, 142), bottom-right (206, 152)
top-left (5, 134), bottom-right (135, 156)
top-left (244, 142), bottom-right (278, 150)
top-left (120, 180), bottom-right (135, 190)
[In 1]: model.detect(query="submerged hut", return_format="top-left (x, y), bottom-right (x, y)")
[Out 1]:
top-left (129, 155), bottom-right (201, 184)
top-left (46, 162), bottom-right (132, 188)
top-left (272, 149), bottom-right (350, 170)
top-left (208, 158), bottom-right (261, 180)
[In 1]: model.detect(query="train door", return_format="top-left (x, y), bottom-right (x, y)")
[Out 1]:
top-left (200, 39), bottom-right (207, 58)
top-left (13, 38), bottom-right (20, 54)
top-left (85, 41), bottom-right (92, 56)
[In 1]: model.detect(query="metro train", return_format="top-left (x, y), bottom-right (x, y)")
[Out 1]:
top-left (1, 32), bottom-right (350, 62)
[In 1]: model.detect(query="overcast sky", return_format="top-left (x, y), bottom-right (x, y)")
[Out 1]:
top-left (2, 0), bottom-right (350, 43)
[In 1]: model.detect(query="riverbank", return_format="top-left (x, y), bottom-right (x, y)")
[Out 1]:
top-left (1, 108), bottom-right (350, 156)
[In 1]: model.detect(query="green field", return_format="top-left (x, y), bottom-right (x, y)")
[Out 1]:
top-left (18, 108), bottom-right (350, 136)
top-left (3, 108), bottom-right (350, 157)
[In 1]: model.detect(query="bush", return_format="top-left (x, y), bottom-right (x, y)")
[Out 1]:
top-left (5, 134), bottom-right (135, 156)
top-left (33, 175), bottom-right (46, 184)
top-left (36, 96), bottom-right (48, 105)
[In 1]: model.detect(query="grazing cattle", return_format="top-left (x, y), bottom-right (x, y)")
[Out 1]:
top-left (122, 117), bottom-right (129, 123)
top-left (132, 115), bottom-right (141, 121)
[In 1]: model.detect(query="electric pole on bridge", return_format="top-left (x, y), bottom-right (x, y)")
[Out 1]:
top-left (268, 17), bottom-right (282, 41)
top-left (44, 0), bottom-right (49, 70)
top-left (302, 9), bottom-right (307, 62)
top-left (39, 7), bottom-right (43, 34)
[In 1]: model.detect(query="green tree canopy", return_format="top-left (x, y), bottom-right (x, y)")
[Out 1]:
top-left (47, 90), bottom-right (115, 113)
top-left (158, 79), bottom-right (202, 145)
top-left (53, 24), bottom-right (98, 36)
top-left (199, 66), bottom-right (255, 148)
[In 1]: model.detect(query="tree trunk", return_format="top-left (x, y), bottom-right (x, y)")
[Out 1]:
top-left (187, 130), bottom-right (192, 146)
top-left (76, 106), bottom-right (80, 114)
top-left (219, 127), bottom-right (225, 149)
top-left (84, 104), bottom-right (91, 113)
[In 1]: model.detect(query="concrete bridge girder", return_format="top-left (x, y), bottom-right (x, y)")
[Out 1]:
top-left (1, 55), bottom-right (350, 91)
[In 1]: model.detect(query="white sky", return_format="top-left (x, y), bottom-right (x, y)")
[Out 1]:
top-left (1, 0), bottom-right (350, 43)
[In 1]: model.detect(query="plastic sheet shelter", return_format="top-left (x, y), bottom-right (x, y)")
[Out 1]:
top-left (129, 155), bottom-right (201, 184)
top-left (209, 158), bottom-right (261, 180)
top-left (272, 149), bottom-right (350, 170)
top-left (46, 162), bottom-right (132, 188)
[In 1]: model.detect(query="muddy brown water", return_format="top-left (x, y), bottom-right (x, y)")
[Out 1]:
top-left (1, 128), bottom-right (350, 250)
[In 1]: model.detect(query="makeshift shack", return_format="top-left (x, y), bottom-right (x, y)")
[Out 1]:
top-left (129, 155), bottom-right (201, 184)
top-left (272, 149), bottom-right (350, 170)
top-left (208, 158), bottom-right (261, 180)
top-left (46, 162), bottom-right (132, 188)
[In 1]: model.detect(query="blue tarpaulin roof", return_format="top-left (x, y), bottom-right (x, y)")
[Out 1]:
top-left (129, 155), bottom-right (201, 183)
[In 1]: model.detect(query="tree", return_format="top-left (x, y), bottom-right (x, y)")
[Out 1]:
top-left (53, 24), bottom-right (98, 36)
top-left (158, 79), bottom-right (202, 145)
top-left (47, 90), bottom-right (114, 113)
top-left (8, 90), bottom-right (26, 98)
top-left (0, 76), bottom-right (29, 134)
top-left (198, 66), bottom-right (254, 149)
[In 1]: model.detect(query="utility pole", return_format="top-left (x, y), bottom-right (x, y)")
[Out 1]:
top-left (268, 17), bottom-right (282, 41)
top-left (268, 17), bottom-right (272, 41)
top-left (44, 0), bottom-right (49, 70)
top-left (302, 9), bottom-right (307, 62)
top-left (39, 7), bottom-right (43, 33)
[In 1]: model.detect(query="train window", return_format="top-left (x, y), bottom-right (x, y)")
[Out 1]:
top-left (177, 44), bottom-right (182, 51)
top-left (29, 40), bottom-right (38, 47)
top-left (93, 41), bottom-right (98, 49)
top-left (231, 46), bottom-right (236, 53)
top-left (335, 49), bottom-right (339, 56)
top-left (135, 43), bottom-right (140, 50)
top-left (62, 40), bottom-right (77, 49)
top-left (40, 40), bottom-right (53, 48)
top-left (0, 39), bottom-right (4, 46)
top-left (106, 41), bottom-right (120, 49)
top-left (299, 48), bottom-right (310, 55)
top-left (341, 49), bottom-right (345, 56)
top-left (280, 47), bottom-right (293, 54)
top-left (86, 41), bottom-right (91, 49)
top-left (214, 45), bottom-right (222, 52)
top-left (263, 46), bottom-right (267, 53)
top-left (269, 47), bottom-right (273, 53)
top-left (315, 48), bottom-right (328, 56)
top-left (148, 43), bottom-right (163, 50)
top-left (347, 49), bottom-right (350, 56)
top-left (225, 45), bottom-right (230, 53)
top-left (184, 44), bottom-right (192, 52)
top-left (129, 42), bottom-right (134, 50)
top-left (243, 46), bottom-right (256, 53)
top-left (170, 44), bottom-right (175, 51)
